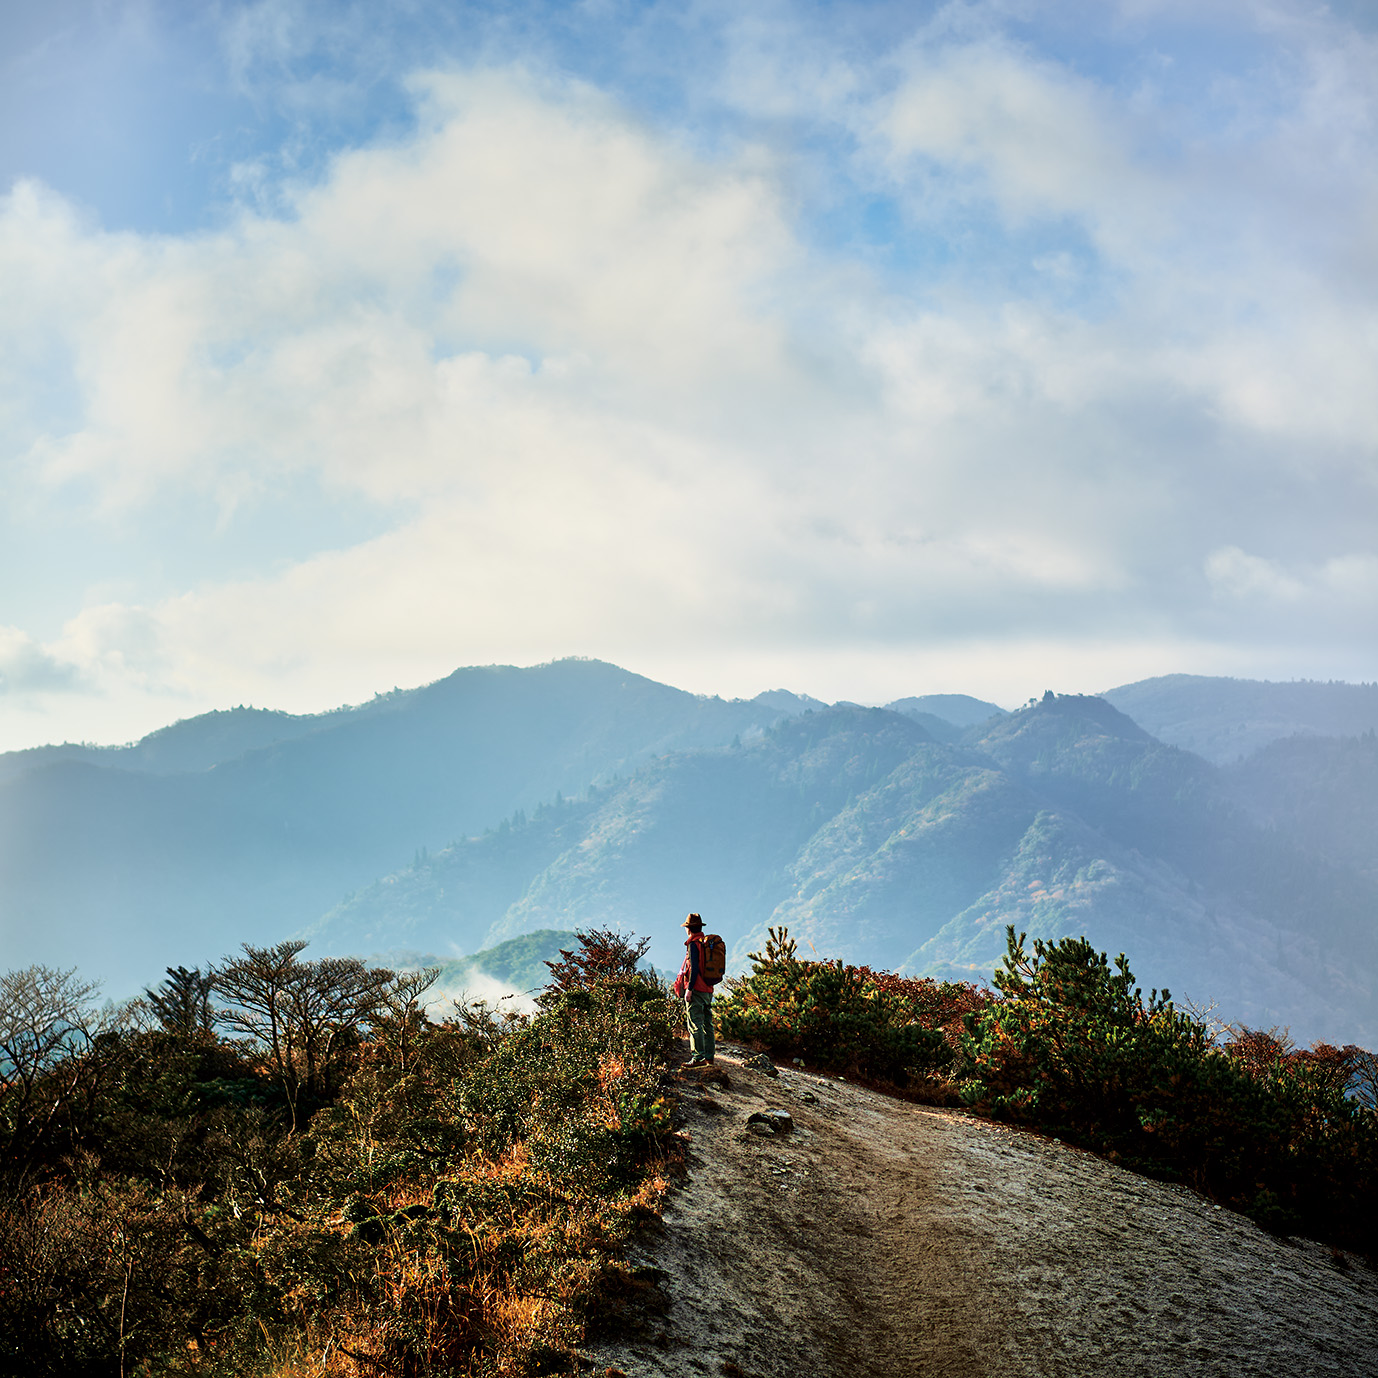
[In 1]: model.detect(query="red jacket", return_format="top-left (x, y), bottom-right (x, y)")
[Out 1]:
top-left (673, 933), bottom-right (713, 996)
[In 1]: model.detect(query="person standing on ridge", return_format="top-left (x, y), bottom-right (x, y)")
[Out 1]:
top-left (673, 912), bottom-right (718, 1066)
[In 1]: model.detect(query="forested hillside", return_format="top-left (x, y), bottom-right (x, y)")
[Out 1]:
top-left (0, 661), bottom-right (801, 991)
top-left (1223, 732), bottom-right (1378, 882)
top-left (313, 695), bottom-right (1378, 1044)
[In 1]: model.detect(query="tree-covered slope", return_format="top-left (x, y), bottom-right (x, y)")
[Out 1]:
top-left (310, 708), bottom-right (934, 973)
top-left (0, 660), bottom-right (800, 994)
top-left (1223, 732), bottom-right (1378, 882)
top-left (319, 698), bottom-right (1378, 1043)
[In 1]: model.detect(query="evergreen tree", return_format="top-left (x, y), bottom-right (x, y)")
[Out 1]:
top-left (144, 964), bottom-right (215, 1036)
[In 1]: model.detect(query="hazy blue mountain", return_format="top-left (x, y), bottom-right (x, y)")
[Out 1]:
top-left (0, 660), bottom-right (805, 994)
top-left (9, 662), bottom-right (1377, 1043)
top-left (875, 710), bottom-right (963, 744)
top-left (311, 707), bottom-right (934, 972)
top-left (0, 706), bottom-right (356, 784)
top-left (912, 699), bottom-right (1378, 1038)
top-left (884, 694), bottom-right (1008, 727)
top-left (304, 798), bottom-right (602, 959)
top-left (488, 708), bottom-right (932, 956)
top-left (1103, 674), bottom-right (1378, 763)
top-left (316, 696), bottom-right (1378, 1044)
top-left (1223, 732), bottom-right (1378, 882)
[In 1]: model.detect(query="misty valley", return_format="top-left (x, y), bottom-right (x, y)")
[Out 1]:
top-left (3, 658), bottom-right (1377, 1045)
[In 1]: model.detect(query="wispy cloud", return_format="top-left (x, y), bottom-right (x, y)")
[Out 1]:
top-left (0, 627), bottom-right (85, 695)
top-left (0, 2), bottom-right (1375, 746)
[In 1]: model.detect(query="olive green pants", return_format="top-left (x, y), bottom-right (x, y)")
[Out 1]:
top-left (685, 991), bottom-right (715, 1061)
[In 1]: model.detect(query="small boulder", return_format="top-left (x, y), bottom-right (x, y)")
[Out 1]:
top-left (746, 1109), bottom-right (794, 1134)
top-left (742, 1053), bottom-right (779, 1078)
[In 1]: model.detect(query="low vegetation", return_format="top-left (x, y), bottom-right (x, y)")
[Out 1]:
top-left (5, 923), bottom-right (1375, 1374)
top-left (715, 926), bottom-right (994, 1085)
top-left (721, 924), bottom-right (1378, 1252)
top-left (0, 934), bottom-right (675, 1377)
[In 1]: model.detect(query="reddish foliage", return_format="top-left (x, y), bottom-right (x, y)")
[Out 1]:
top-left (1224, 1027), bottom-right (1372, 1101)
top-left (540, 929), bottom-right (654, 1005)
top-left (852, 966), bottom-right (997, 1046)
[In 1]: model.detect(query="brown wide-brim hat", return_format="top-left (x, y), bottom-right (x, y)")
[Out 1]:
top-left (681, 913), bottom-right (704, 931)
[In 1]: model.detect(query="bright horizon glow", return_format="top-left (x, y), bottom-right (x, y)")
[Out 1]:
top-left (2, 1), bottom-right (1376, 751)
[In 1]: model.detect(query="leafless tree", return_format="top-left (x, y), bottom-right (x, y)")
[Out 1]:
top-left (0, 965), bottom-right (127, 1186)
top-left (213, 942), bottom-right (395, 1129)
top-left (376, 965), bottom-right (441, 1074)
top-left (1350, 1048), bottom-right (1378, 1108)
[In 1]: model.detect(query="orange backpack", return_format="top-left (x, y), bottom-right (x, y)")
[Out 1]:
top-left (699, 933), bottom-right (727, 986)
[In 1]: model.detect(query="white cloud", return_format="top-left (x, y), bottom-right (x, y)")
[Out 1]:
top-left (425, 968), bottom-right (539, 1018)
top-left (4, 69), bottom-right (805, 512)
top-left (0, 626), bottom-right (84, 694)
top-left (2, 14), bottom-right (1377, 749)
top-left (1205, 546), bottom-right (1307, 603)
top-left (879, 37), bottom-right (1176, 246)
top-left (1206, 546), bottom-right (1378, 615)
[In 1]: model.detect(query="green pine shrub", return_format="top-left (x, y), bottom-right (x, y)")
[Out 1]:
top-left (960, 926), bottom-right (1378, 1249)
top-left (714, 926), bottom-right (991, 1089)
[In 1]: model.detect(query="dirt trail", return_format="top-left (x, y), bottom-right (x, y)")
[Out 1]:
top-left (587, 1043), bottom-right (1378, 1378)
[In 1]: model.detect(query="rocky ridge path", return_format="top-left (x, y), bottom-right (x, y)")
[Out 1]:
top-left (587, 1043), bottom-right (1378, 1378)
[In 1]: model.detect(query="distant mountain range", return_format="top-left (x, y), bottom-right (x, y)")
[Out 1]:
top-left (308, 691), bottom-right (1378, 1043)
top-left (0, 661), bottom-right (810, 990)
top-left (1101, 674), bottom-right (1378, 764)
top-left (3, 663), bottom-right (1376, 1043)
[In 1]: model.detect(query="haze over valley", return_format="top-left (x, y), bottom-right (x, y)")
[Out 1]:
top-left (4, 658), bottom-right (1376, 1046)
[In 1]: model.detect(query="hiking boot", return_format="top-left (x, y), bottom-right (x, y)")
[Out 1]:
top-left (687, 1056), bottom-right (709, 1067)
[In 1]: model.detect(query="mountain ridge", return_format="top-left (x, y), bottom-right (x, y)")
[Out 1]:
top-left (0, 660), bottom-right (808, 991)
top-left (5, 662), bottom-right (1376, 1044)
top-left (308, 693), bottom-right (1378, 1043)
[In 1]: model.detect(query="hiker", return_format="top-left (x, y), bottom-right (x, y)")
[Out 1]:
top-left (672, 912), bottom-right (721, 1066)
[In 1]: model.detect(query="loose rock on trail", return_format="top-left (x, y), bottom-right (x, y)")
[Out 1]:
top-left (587, 1043), bottom-right (1378, 1378)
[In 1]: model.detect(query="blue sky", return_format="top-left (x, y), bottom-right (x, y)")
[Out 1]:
top-left (1, 0), bottom-right (1375, 747)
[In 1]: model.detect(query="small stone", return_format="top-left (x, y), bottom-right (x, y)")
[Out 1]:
top-left (746, 1109), bottom-right (794, 1134)
top-left (800, 1091), bottom-right (818, 1105)
top-left (742, 1053), bottom-right (779, 1077)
